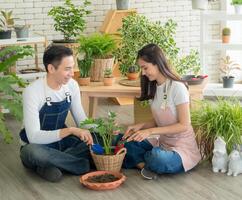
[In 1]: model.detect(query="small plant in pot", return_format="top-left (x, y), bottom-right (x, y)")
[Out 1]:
top-left (127, 65), bottom-right (140, 80)
top-left (103, 68), bottom-right (114, 86)
top-left (14, 24), bottom-right (30, 39)
top-left (80, 112), bottom-right (126, 172)
top-left (222, 27), bottom-right (231, 44)
top-left (116, 0), bottom-right (130, 10)
top-left (231, 0), bottom-right (242, 14)
top-left (77, 56), bottom-right (92, 86)
top-left (219, 56), bottom-right (241, 88)
top-left (78, 33), bottom-right (116, 82)
top-left (0, 10), bottom-right (14, 39)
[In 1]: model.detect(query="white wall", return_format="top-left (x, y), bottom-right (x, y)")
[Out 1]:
top-left (0, 0), bottom-right (221, 81)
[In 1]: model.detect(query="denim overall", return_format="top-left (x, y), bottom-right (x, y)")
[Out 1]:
top-left (19, 84), bottom-right (90, 175)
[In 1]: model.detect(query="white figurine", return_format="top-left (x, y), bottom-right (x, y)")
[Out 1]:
top-left (212, 137), bottom-right (228, 173)
top-left (227, 150), bottom-right (242, 177)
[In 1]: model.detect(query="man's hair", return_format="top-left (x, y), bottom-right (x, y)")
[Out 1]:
top-left (43, 45), bottom-right (73, 72)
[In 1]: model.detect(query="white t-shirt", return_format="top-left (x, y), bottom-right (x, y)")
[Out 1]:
top-left (22, 77), bottom-right (87, 144)
top-left (151, 80), bottom-right (189, 118)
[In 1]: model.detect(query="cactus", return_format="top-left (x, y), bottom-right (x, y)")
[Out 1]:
top-left (128, 65), bottom-right (139, 73)
top-left (104, 68), bottom-right (113, 78)
top-left (222, 27), bottom-right (231, 36)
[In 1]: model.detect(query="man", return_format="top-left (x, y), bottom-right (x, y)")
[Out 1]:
top-left (19, 45), bottom-right (93, 182)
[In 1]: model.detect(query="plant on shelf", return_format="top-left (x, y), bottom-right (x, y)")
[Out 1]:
top-left (0, 10), bottom-right (14, 39)
top-left (103, 68), bottom-right (114, 86)
top-left (191, 99), bottom-right (242, 161)
top-left (77, 56), bottom-right (92, 86)
top-left (222, 27), bottom-right (231, 43)
top-left (115, 14), bottom-right (200, 77)
top-left (232, 0), bottom-right (242, 14)
top-left (78, 33), bottom-right (117, 81)
top-left (219, 55), bottom-right (241, 88)
top-left (0, 45), bottom-right (34, 143)
top-left (48, 0), bottom-right (91, 42)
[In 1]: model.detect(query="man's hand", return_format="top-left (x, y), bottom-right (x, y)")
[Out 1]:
top-left (72, 128), bottom-right (93, 145)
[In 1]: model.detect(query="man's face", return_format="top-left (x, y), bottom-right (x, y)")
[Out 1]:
top-left (48, 56), bottom-right (75, 85)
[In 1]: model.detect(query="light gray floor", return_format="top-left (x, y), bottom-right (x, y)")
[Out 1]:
top-left (1, 99), bottom-right (242, 200)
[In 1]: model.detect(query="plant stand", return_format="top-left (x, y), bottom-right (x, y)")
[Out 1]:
top-left (100, 9), bottom-right (137, 105)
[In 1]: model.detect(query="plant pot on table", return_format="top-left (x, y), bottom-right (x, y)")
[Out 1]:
top-left (182, 75), bottom-right (208, 85)
top-left (222, 76), bottom-right (234, 88)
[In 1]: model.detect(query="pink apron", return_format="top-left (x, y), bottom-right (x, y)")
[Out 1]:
top-left (148, 105), bottom-right (201, 172)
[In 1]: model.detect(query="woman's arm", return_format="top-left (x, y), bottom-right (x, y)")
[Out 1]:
top-left (127, 102), bottom-right (190, 142)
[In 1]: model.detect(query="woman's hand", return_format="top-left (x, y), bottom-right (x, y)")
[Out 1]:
top-left (126, 129), bottom-right (152, 142)
top-left (123, 123), bottom-right (144, 140)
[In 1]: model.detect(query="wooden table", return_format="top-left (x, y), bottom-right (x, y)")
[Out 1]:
top-left (80, 78), bottom-right (208, 118)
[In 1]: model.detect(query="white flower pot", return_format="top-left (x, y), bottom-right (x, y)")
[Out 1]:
top-left (234, 5), bottom-right (242, 14)
top-left (192, 0), bottom-right (208, 10)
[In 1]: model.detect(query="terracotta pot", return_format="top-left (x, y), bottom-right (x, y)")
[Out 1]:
top-left (103, 77), bottom-right (115, 86)
top-left (222, 35), bottom-right (230, 43)
top-left (80, 171), bottom-right (126, 190)
top-left (127, 72), bottom-right (139, 80)
top-left (78, 77), bottom-right (90, 86)
top-left (73, 71), bottom-right (80, 82)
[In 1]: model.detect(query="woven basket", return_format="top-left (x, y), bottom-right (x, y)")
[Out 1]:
top-left (90, 57), bottom-right (115, 82)
top-left (91, 148), bottom-right (127, 172)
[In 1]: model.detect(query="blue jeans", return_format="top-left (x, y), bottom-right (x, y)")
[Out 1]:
top-left (20, 136), bottom-right (91, 175)
top-left (124, 140), bottom-right (184, 174)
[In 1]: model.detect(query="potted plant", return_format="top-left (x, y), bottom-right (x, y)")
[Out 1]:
top-left (231, 0), bottom-right (242, 14)
top-left (222, 27), bottom-right (231, 43)
top-left (77, 56), bottom-right (92, 86)
top-left (14, 24), bottom-right (30, 39)
top-left (127, 65), bottom-right (140, 80)
top-left (80, 112), bottom-right (126, 172)
top-left (0, 45), bottom-right (33, 143)
top-left (78, 33), bottom-right (116, 82)
top-left (0, 10), bottom-right (14, 39)
top-left (116, 0), bottom-right (130, 10)
top-left (103, 68), bottom-right (115, 86)
top-left (48, 0), bottom-right (91, 77)
top-left (219, 56), bottom-right (241, 88)
top-left (191, 99), bottom-right (242, 161)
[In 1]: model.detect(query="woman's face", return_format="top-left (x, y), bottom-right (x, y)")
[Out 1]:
top-left (137, 58), bottom-right (161, 81)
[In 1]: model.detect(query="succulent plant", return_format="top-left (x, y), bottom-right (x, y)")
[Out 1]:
top-left (222, 27), bottom-right (231, 36)
top-left (128, 65), bottom-right (139, 73)
top-left (104, 68), bottom-right (113, 78)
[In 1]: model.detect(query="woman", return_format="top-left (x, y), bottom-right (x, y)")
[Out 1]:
top-left (123, 44), bottom-right (201, 179)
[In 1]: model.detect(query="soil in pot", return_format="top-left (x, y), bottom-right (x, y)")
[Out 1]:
top-left (87, 173), bottom-right (119, 183)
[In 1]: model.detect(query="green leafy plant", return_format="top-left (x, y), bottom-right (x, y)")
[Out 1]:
top-left (176, 50), bottom-right (201, 76)
top-left (78, 33), bottom-right (117, 59)
top-left (0, 45), bottom-right (33, 143)
top-left (232, 0), bottom-right (242, 5)
top-left (80, 112), bottom-right (122, 154)
top-left (191, 99), bottom-right (242, 161)
top-left (104, 68), bottom-right (113, 78)
top-left (0, 10), bottom-right (14, 31)
top-left (222, 27), bottom-right (231, 36)
top-left (115, 14), bottom-right (200, 76)
top-left (219, 56), bottom-right (240, 78)
top-left (48, 0), bottom-right (91, 42)
top-left (77, 57), bottom-right (92, 78)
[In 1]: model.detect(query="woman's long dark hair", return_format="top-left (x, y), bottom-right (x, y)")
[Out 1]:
top-left (137, 43), bottom-right (186, 101)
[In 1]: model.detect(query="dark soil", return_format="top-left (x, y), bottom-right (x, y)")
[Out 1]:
top-left (87, 174), bottom-right (119, 183)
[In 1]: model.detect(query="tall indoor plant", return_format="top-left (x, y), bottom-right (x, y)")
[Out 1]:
top-left (0, 45), bottom-right (33, 143)
top-left (115, 14), bottom-right (200, 77)
top-left (48, 0), bottom-right (91, 77)
top-left (78, 33), bottom-right (116, 81)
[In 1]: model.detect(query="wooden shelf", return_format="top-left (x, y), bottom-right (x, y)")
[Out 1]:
top-left (100, 9), bottom-right (137, 105)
